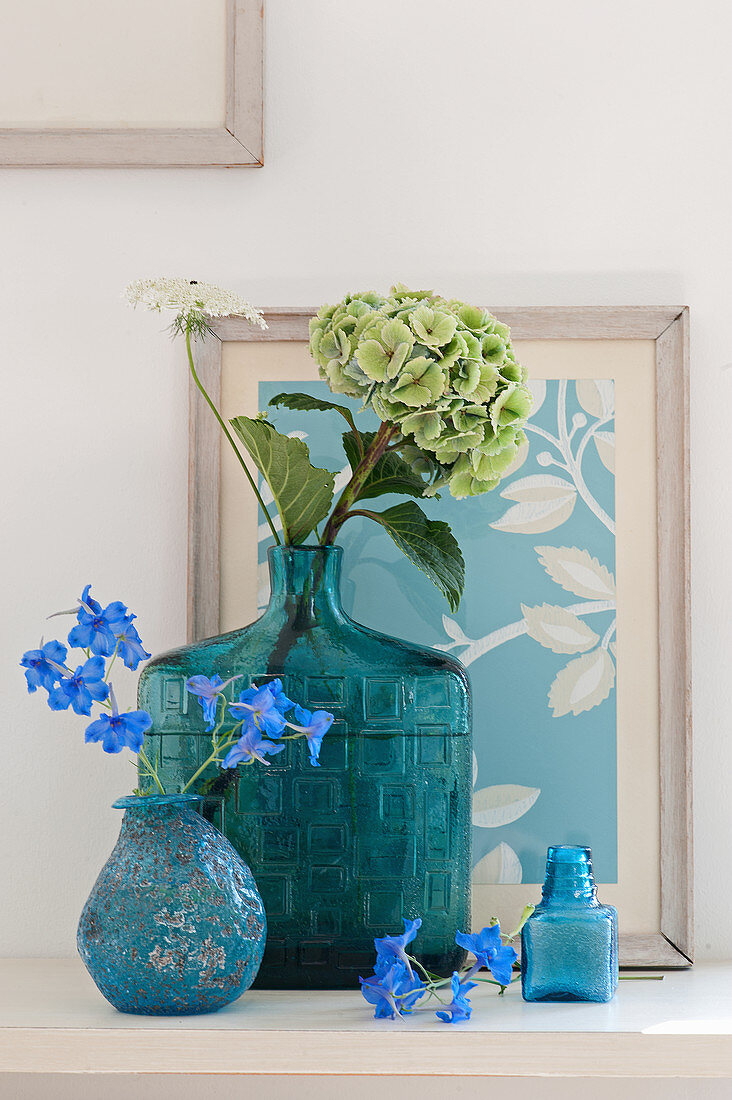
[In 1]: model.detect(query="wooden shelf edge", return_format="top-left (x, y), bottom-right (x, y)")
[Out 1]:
top-left (2, 1028), bottom-right (732, 1078)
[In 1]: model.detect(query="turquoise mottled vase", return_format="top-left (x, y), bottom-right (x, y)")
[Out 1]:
top-left (77, 794), bottom-right (266, 1014)
top-left (138, 545), bottom-right (473, 989)
top-left (521, 845), bottom-right (618, 1003)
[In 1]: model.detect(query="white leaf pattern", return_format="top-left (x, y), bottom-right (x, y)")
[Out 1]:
top-left (548, 649), bottom-right (616, 717)
top-left (521, 603), bottom-right (600, 654)
top-left (593, 430), bottom-right (615, 474)
top-left (490, 494), bottom-right (577, 534)
top-left (473, 843), bottom-right (523, 884)
top-left (501, 474), bottom-right (577, 502)
top-left (472, 784), bottom-right (541, 828)
top-left (576, 379), bottom-right (614, 419)
top-left (527, 378), bottom-right (546, 413)
top-left (535, 546), bottom-right (616, 599)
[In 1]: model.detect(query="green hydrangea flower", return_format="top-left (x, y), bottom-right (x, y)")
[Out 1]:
top-left (448, 455), bottom-right (501, 499)
top-left (356, 319), bottom-right (415, 382)
top-left (389, 356), bottom-right (446, 408)
top-left (308, 285), bottom-right (533, 503)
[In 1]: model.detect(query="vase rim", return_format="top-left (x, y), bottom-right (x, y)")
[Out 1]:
top-left (112, 793), bottom-right (202, 810)
top-left (267, 544), bottom-right (342, 554)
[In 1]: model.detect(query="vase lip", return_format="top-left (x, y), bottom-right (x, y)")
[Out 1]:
top-left (112, 793), bottom-right (202, 810)
top-left (267, 543), bottom-right (342, 555)
top-left (546, 844), bottom-right (592, 863)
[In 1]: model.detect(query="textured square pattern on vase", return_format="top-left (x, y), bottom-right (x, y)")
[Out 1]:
top-left (364, 678), bottom-right (402, 720)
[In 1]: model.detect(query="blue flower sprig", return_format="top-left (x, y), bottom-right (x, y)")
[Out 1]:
top-left (181, 677), bottom-right (335, 793)
top-left (21, 588), bottom-right (335, 798)
top-left (20, 584), bottom-right (159, 781)
top-left (359, 910), bottom-right (534, 1023)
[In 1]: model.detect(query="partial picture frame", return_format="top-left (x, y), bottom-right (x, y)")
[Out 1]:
top-left (187, 305), bottom-right (692, 969)
top-left (0, 0), bottom-right (263, 168)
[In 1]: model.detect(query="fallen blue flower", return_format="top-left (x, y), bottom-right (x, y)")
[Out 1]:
top-left (455, 923), bottom-right (517, 986)
top-left (47, 656), bottom-right (110, 716)
top-left (20, 639), bottom-right (68, 693)
top-left (360, 959), bottom-right (426, 1019)
top-left (436, 971), bottom-right (477, 1023)
top-left (374, 917), bottom-right (423, 977)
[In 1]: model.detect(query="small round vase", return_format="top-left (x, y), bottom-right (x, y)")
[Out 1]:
top-left (77, 794), bottom-right (266, 1015)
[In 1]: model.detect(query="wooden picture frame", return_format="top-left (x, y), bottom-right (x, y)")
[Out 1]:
top-left (187, 305), bottom-right (692, 968)
top-left (0, 0), bottom-right (263, 168)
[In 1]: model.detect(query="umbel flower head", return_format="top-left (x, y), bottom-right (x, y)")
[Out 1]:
top-left (124, 277), bottom-right (267, 338)
top-left (309, 285), bottom-right (532, 500)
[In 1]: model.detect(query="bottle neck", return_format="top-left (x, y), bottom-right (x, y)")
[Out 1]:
top-left (540, 845), bottom-right (598, 906)
top-left (265, 545), bottom-right (345, 625)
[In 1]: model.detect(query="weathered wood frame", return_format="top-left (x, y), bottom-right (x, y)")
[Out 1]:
top-left (188, 305), bottom-right (692, 968)
top-left (0, 0), bottom-right (263, 168)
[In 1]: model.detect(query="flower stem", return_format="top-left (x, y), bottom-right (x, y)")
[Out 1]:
top-left (104, 639), bottom-right (120, 683)
top-left (137, 748), bottom-right (166, 795)
top-left (180, 721), bottom-right (245, 793)
top-left (185, 329), bottom-right (281, 546)
top-left (321, 421), bottom-right (400, 544)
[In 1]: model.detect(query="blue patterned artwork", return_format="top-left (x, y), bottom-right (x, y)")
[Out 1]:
top-left (257, 378), bottom-right (617, 886)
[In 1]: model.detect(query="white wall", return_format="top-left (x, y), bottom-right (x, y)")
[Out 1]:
top-left (2, 0), bottom-right (730, 959)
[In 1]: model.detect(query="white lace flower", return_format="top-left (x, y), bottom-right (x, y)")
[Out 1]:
top-left (124, 277), bottom-right (267, 329)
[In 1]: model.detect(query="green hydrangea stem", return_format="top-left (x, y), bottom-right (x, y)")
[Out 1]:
top-left (321, 421), bottom-right (400, 544)
top-left (185, 329), bottom-right (281, 546)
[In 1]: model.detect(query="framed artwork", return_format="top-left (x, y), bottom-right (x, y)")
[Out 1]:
top-left (187, 305), bottom-right (691, 968)
top-left (0, 0), bottom-right (263, 167)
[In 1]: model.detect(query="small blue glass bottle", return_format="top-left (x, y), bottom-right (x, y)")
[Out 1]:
top-left (521, 846), bottom-right (618, 1003)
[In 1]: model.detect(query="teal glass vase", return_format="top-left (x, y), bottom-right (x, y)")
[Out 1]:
top-left (77, 794), bottom-right (266, 1014)
top-left (138, 545), bottom-right (472, 989)
top-left (521, 845), bottom-right (618, 1003)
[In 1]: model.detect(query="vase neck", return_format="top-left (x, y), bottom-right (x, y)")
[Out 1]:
top-left (264, 545), bottom-right (345, 624)
top-left (540, 845), bottom-right (598, 906)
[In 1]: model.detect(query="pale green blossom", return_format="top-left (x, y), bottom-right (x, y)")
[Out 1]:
top-left (309, 285), bottom-right (532, 500)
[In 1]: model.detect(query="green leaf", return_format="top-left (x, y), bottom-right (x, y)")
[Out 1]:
top-left (268, 391), bottom-right (359, 435)
top-left (229, 415), bottom-right (335, 544)
top-left (342, 431), bottom-right (428, 502)
top-left (354, 501), bottom-right (464, 611)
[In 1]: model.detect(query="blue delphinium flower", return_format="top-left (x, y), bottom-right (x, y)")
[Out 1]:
top-left (186, 674), bottom-right (240, 732)
top-left (85, 689), bottom-right (152, 754)
top-left (222, 725), bottom-right (286, 769)
top-left (455, 923), bottom-right (517, 986)
top-left (267, 677), bottom-right (295, 714)
top-left (20, 640), bottom-right (68, 694)
top-left (115, 618), bottom-right (151, 671)
top-left (47, 656), bottom-right (110, 716)
top-left (289, 704), bottom-right (334, 766)
top-left (435, 971), bottom-right (478, 1023)
top-left (360, 959), bottom-right (426, 1020)
top-left (374, 917), bottom-right (422, 977)
top-left (68, 584), bottom-right (129, 657)
top-left (229, 683), bottom-right (287, 737)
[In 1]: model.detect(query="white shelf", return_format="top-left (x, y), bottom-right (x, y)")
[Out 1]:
top-left (1, 959), bottom-right (732, 1078)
